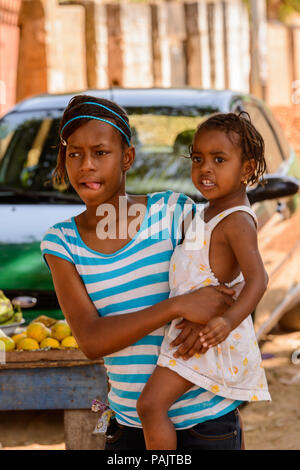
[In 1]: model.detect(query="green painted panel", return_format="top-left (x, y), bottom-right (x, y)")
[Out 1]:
top-left (0, 242), bottom-right (54, 290)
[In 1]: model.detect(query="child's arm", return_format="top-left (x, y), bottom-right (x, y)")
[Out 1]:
top-left (199, 211), bottom-right (268, 350)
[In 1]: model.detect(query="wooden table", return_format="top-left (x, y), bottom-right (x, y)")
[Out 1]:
top-left (0, 350), bottom-right (108, 449)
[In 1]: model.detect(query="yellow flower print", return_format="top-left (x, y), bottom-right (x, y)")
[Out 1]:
top-left (251, 395), bottom-right (258, 401)
top-left (203, 278), bottom-right (212, 286)
top-left (203, 240), bottom-right (207, 246)
top-left (230, 345), bottom-right (235, 351)
top-left (243, 358), bottom-right (248, 366)
top-left (172, 263), bottom-right (176, 272)
top-left (199, 264), bottom-right (206, 271)
top-left (217, 346), bottom-right (222, 355)
top-left (211, 385), bottom-right (220, 394)
top-left (259, 383), bottom-right (264, 388)
top-left (169, 359), bottom-right (176, 367)
top-left (218, 213), bottom-right (225, 219)
top-left (229, 366), bottom-right (238, 375)
top-left (193, 365), bottom-right (200, 371)
top-left (234, 333), bottom-right (241, 340)
top-left (194, 353), bottom-right (201, 358)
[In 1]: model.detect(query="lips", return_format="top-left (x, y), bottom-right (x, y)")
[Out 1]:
top-left (199, 178), bottom-right (216, 188)
top-left (79, 181), bottom-right (102, 190)
top-left (84, 182), bottom-right (101, 190)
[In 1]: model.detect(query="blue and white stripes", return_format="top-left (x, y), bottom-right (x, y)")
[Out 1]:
top-left (41, 191), bottom-right (241, 429)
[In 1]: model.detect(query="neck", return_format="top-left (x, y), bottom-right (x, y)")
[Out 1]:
top-left (83, 188), bottom-right (129, 229)
top-left (207, 187), bottom-right (249, 214)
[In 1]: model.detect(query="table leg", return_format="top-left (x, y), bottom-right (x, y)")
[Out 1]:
top-left (64, 409), bottom-right (106, 450)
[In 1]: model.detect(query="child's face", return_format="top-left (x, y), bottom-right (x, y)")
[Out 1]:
top-left (191, 128), bottom-right (254, 202)
top-left (65, 119), bottom-right (134, 206)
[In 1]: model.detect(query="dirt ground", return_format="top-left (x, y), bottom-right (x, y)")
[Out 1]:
top-left (1, 106), bottom-right (300, 450)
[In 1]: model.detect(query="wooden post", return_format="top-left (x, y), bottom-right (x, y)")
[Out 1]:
top-left (184, 2), bottom-right (202, 88)
top-left (165, 1), bottom-right (187, 87)
top-left (222, 1), bottom-right (229, 89)
top-left (85, 1), bottom-right (108, 89)
top-left (249, 0), bottom-right (268, 100)
top-left (106, 4), bottom-right (123, 87)
top-left (207, 1), bottom-right (216, 89)
top-left (151, 4), bottom-right (163, 87)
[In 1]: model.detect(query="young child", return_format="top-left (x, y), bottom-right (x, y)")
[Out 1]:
top-left (137, 112), bottom-right (271, 450)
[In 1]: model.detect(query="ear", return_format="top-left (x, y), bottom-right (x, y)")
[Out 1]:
top-left (241, 158), bottom-right (256, 184)
top-left (122, 146), bottom-right (135, 173)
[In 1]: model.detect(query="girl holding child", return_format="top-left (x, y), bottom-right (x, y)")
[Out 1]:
top-left (41, 95), bottom-right (270, 450)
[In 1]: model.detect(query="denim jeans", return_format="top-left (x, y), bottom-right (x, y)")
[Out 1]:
top-left (105, 408), bottom-right (243, 450)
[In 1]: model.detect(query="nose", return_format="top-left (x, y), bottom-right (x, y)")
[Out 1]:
top-left (199, 159), bottom-right (213, 174)
top-left (79, 150), bottom-right (97, 171)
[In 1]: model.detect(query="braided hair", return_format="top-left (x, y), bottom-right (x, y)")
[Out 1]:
top-left (53, 95), bottom-right (131, 186)
top-left (194, 112), bottom-right (266, 185)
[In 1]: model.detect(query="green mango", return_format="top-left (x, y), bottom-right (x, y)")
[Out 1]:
top-left (0, 290), bottom-right (15, 323)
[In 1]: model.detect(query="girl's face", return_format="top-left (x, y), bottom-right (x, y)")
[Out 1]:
top-left (65, 119), bottom-right (134, 206)
top-left (191, 128), bottom-right (255, 202)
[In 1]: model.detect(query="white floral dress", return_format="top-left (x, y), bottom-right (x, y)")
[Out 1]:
top-left (158, 205), bottom-right (271, 402)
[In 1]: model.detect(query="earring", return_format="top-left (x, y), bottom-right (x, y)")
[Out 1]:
top-left (242, 178), bottom-right (248, 185)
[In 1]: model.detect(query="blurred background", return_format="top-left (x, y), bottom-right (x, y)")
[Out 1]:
top-left (1, 0), bottom-right (300, 451)
top-left (0, 0), bottom-right (299, 107)
top-left (2, 0), bottom-right (300, 150)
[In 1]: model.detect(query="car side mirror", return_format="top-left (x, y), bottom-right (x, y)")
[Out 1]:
top-left (247, 174), bottom-right (299, 205)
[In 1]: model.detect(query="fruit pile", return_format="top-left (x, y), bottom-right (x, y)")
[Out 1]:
top-left (0, 316), bottom-right (79, 352)
top-left (0, 290), bottom-right (23, 325)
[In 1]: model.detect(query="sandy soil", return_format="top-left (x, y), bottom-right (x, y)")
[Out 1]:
top-left (1, 106), bottom-right (300, 450)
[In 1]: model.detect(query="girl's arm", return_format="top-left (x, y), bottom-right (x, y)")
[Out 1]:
top-left (45, 253), bottom-right (234, 359)
top-left (198, 212), bottom-right (268, 349)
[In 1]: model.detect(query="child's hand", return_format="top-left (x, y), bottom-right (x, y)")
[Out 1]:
top-left (199, 317), bottom-right (232, 349)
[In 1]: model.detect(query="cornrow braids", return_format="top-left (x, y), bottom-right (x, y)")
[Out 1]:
top-left (53, 95), bottom-right (131, 186)
top-left (195, 112), bottom-right (266, 185)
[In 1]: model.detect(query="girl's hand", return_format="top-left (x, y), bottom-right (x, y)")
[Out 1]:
top-left (177, 285), bottom-right (235, 325)
top-left (170, 320), bottom-right (206, 360)
top-left (199, 317), bottom-right (232, 349)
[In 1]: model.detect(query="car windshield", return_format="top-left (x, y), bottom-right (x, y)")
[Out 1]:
top-left (0, 105), bottom-right (218, 201)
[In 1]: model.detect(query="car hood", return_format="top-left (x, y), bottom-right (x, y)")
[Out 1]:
top-left (0, 204), bottom-right (83, 291)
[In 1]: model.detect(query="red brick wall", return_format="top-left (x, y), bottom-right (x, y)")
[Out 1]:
top-left (0, 0), bottom-right (21, 117)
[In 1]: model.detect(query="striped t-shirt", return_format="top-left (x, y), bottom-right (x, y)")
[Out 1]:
top-left (41, 191), bottom-right (241, 429)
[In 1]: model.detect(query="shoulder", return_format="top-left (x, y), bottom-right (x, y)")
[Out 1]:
top-left (40, 218), bottom-right (77, 262)
top-left (41, 218), bottom-right (75, 244)
top-left (219, 210), bottom-right (258, 245)
top-left (221, 210), bottom-right (257, 230)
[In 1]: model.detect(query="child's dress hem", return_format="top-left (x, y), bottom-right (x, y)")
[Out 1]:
top-left (157, 354), bottom-right (271, 402)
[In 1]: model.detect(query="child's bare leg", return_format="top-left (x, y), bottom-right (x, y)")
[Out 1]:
top-left (137, 365), bottom-right (193, 450)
